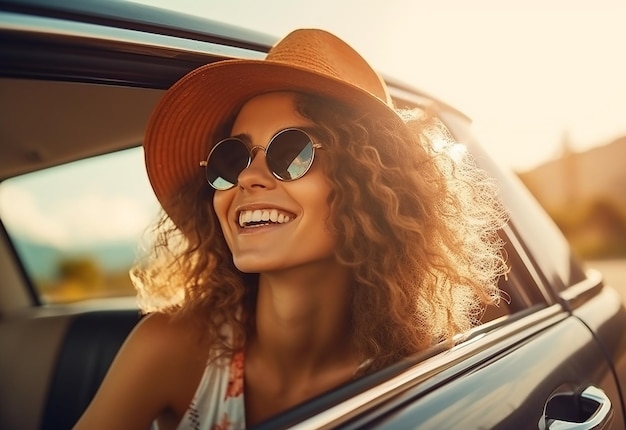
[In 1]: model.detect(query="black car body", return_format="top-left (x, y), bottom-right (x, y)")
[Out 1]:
top-left (1, 1), bottom-right (625, 429)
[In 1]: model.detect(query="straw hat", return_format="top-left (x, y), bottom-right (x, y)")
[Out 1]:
top-left (144, 28), bottom-right (400, 219)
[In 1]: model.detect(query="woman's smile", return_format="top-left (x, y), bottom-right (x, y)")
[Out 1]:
top-left (237, 208), bottom-right (295, 229)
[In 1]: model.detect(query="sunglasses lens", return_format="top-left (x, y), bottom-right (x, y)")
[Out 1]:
top-left (266, 129), bottom-right (315, 181)
top-left (206, 139), bottom-right (249, 190)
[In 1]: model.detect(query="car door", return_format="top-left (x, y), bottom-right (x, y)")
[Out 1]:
top-left (343, 280), bottom-right (624, 429)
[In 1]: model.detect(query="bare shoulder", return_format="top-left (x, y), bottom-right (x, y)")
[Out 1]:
top-left (74, 312), bottom-right (209, 430)
top-left (131, 312), bottom-right (205, 353)
top-left (121, 312), bottom-right (211, 400)
top-left (115, 312), bottom-right (204, 370)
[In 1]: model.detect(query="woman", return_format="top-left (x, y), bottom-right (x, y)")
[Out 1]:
top-left (75, 28), bottom-right (507, 429)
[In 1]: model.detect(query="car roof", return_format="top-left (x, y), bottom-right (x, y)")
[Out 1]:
top-left (0, 0), bottom-right (276, 51)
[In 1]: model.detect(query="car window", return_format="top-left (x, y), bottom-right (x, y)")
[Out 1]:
top-left (0, 148), bottom-right (159, 304)
top-left (385, 92), bottom-right (550, 323)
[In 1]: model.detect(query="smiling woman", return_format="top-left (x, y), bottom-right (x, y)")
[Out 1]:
top-left (2, 2), bottom-right (625, 429)
top-left (73, 28), bottom-right (508, 430)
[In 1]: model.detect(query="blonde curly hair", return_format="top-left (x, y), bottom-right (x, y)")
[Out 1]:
top-left (131, 92), bottom-right (508, 372)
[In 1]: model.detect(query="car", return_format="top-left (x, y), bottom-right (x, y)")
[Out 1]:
top-left (1, 0), bottom-right (625, 429)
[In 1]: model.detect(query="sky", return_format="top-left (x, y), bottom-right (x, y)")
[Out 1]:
top-left (133, 0), bottom-right (626, 172)
top-left (0, 148), bottom-right (159, 249)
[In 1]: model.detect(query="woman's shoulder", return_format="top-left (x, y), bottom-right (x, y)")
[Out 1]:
top-left (123, 312), bottom-right (211, 415)
top-left (114, 312), bottom-right (211, 401)
top-left (133, 312), bottom-right (186, 341)
top-left (129, 312), bottom-right (210, 364)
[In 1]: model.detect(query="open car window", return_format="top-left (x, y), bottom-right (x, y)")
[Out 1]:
top-left (0, 148), bottom-right (159, 304)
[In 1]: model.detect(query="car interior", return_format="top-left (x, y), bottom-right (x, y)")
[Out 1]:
top-left (0, 75), bottom-right (544, 429)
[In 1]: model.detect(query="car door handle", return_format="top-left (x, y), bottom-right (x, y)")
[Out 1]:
top-left (539, 385), bottom-right (614, 429)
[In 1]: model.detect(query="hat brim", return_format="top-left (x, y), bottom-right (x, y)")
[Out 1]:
top-left (144, 59), bottom-right (400, 216)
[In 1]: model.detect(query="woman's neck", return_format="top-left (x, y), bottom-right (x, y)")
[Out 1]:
top-left (251, 258), bottom-right (356, 374)
top-left (244, 259), bottom-right (360, 424)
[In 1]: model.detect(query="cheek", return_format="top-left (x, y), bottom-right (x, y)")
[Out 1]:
top-left (212, 191), bottom-right (233, 231)
top-left (297, 172), bottom-right (334, 226)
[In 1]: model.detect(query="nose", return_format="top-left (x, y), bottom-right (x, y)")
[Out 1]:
top-left (237, 148), bottom-right (276, 190)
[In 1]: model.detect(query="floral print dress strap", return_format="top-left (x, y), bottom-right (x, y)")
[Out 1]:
top-left (177, 351), bottom-right (245, 430)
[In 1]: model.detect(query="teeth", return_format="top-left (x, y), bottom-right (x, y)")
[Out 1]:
top-left (238, 209), bottom-right (293, 227)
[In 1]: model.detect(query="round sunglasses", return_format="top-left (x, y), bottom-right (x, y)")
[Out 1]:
top-left (201, 128), bottom-right (322, 191)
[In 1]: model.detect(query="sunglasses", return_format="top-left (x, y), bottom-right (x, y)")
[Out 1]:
top-left (201, 128), bottom-right (322, 191)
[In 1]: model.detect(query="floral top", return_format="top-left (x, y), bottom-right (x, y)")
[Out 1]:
top-left (174, 351), bottom-right (371, 430)
top-left (176, 351), bottom-right (246, 430)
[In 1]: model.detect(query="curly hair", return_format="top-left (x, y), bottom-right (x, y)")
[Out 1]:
top-left (131, 92), bottom-right (508, 371)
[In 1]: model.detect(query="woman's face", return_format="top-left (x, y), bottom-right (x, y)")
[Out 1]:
top-left (213, 92), bottom-right (337, 273)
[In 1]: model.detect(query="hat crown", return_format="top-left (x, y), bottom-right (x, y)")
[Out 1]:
top-left (265, 29), bottom-right (392, 107)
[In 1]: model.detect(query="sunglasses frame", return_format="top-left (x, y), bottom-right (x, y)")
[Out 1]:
top-left (200, 127), bottom-right (322, 191)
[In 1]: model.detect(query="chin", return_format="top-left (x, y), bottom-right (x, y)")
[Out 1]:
top-left (232, 257), bottom-right (276, 274)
